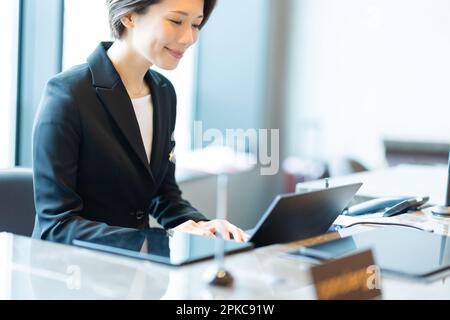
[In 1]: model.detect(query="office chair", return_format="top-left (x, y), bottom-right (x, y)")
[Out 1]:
top-left (0, 167), bottom-right (35, 236)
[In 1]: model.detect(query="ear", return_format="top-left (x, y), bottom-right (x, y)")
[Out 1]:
top-left (120, 13), bottom-right (135, 30)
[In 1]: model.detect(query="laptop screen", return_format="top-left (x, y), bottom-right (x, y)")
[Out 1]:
top-left (249, 183), bottom-right (362, 248)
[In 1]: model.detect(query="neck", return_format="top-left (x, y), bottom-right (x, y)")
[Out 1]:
top-left (107, 40), bottom-right (152, 97)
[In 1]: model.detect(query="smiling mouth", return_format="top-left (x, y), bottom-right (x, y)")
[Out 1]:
top-left (165, 47), bottom-right (184, 59)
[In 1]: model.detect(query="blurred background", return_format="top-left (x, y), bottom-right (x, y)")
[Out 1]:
top-left (1, 0), bottom-right (449, 230)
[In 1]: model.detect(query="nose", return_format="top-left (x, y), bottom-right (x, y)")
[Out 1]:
top-left (179, 25), bottom-right (197, 46)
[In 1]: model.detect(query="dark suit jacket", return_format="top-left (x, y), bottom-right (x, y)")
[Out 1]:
top-left (32, 42), bottom-right (207, 244)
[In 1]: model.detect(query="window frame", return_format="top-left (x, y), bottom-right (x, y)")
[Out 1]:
top-left (16, 0), bottom-right (64, 166)
top-left (0, 0), bottom-right (20, 169)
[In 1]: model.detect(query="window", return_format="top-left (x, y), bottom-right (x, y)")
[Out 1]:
top-left (63, 0), bottom-right (111, 70)
top-left (0, 1), bottom-right (20, 169)
top-left (63, 0), bottom-right (197, 155)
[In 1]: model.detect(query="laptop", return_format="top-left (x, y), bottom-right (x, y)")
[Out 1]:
top-left (246, 183), bottom-right (363, 248)
top-left (73, 183), bottom-right (361, 264)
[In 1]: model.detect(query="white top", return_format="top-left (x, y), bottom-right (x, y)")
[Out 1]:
top-left (131, 95), bottom-right (153, 163)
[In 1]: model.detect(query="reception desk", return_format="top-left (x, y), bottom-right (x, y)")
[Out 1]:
top-left (2, 164), bottom-right (450, 299)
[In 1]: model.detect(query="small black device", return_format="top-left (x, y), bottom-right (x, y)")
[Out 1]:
top-left (432, 150), bottom-right (450, 216)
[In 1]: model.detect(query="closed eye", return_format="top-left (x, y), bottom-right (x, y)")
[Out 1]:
top-left (169, 19), bottom-right (200, 29)
top-left (169, 19), bottom-right (182, 26)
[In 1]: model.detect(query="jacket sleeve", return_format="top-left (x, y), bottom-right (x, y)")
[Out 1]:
top-left (32, 76), bottom-right (144, 245)
top-left (149, 159), bottom-right (208, 229)
top-left (148, 78), bottom-right (208, 229)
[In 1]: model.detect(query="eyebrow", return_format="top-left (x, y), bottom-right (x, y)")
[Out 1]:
top-left (169, 10), bottom-right (203, 19)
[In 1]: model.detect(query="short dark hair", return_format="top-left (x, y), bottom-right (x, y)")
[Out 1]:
top-left (106, 0), bottom-right (217, 39)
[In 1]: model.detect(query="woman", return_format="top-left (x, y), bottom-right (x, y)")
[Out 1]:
top-left (32, 0), bottom-right (247, 244)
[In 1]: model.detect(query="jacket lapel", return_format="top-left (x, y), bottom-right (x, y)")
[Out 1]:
top-left (96, 85), bottom-right (154, 181)
top-left (146, 71), bottom-right (170, 179)
top-left (87, 42), bottom-right (159, 182)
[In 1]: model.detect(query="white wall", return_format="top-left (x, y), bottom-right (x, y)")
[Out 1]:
top-left (285, 0), bottom-right (450, 170)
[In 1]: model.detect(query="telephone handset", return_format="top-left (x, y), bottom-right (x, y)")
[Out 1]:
top-left (344, 196), bottom-right (430, 217)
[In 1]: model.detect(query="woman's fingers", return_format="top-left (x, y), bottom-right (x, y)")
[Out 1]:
top-left (197, 221), bottom-right (217, 234)
top-left (173, 219), bottom-right (247, 241)
top-left (221, 228), bottom-right (231, 240)
top-left (230, 228), bottom-right (242, 242)
top-left (213, 221), bottom-right (233, 240)
top-left (201, 220), bottom-right (246, 242)
top-left (172, 220), bottom-right (216, 238)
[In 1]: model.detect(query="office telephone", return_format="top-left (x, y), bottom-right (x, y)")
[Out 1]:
top-left (344, 195), bottom-right (430, 217)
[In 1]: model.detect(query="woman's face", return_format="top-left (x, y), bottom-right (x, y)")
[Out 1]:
top-left (125, 0), bottom-right (205, 70)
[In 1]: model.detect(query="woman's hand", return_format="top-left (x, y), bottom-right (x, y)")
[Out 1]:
top-left (172, 220), bottom-right (248, 242)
